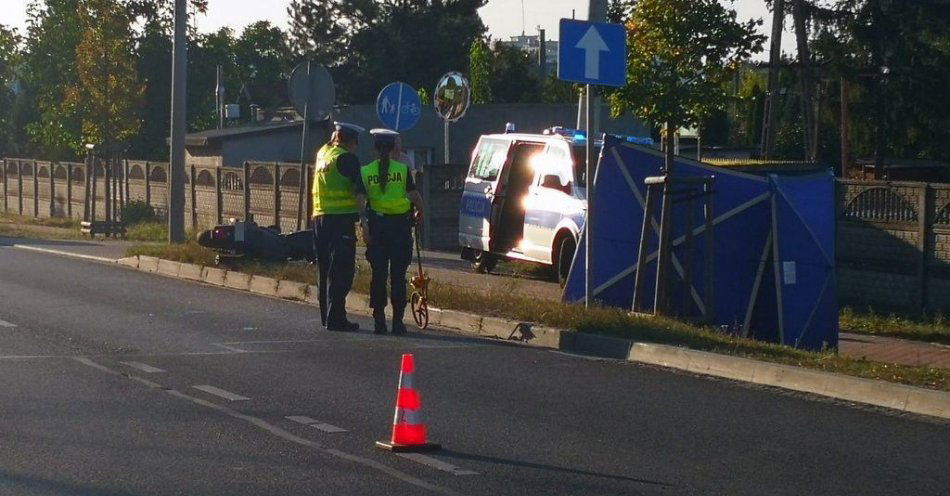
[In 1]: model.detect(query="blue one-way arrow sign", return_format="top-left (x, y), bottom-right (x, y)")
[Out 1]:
top-left (558, 19), bottom-right (626, 87)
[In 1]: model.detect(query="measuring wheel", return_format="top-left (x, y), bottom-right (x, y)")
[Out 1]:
top-left (411, 291), bottom-right (429, 329)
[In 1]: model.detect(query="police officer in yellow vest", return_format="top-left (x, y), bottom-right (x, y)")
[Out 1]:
top-left (356, 129), bottom-right (425, 335)
top-left (312, 122), bottom-right (365, 332)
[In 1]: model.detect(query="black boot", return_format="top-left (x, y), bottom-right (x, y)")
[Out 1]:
top-left (391, 306), bottom-right (407, 335)
top-left (373, 309), bottom-right (388, 335)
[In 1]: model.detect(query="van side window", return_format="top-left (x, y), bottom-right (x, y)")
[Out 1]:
top-left (540, 146), bottom-right (572, 190)
top-left (469, 139), bottom-right (508, 181)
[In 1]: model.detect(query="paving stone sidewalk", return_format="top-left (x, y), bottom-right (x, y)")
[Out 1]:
top-left (5, 231), bottom-right (949, 370)
top-left (839, 332), bottom-right (950, 369)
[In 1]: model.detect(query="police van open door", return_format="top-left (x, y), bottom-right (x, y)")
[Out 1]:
top-left (459, 136), bottom-right (544, 272)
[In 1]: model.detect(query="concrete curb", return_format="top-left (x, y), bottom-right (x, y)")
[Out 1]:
top-left (138, 256), bottom-right (159, 273)
top-left (201, 266), bottom-right (227, 286)
top-left (117, 256), bottom-right (139, 268)
top-left (110, 254), bottom-right (950, 420)
top-left (276, 280), bottom-right (309, 302)
top-left (249, 276), bottom-right (279, 297)
top-left (179, 263), bottom-right (204, 282)
top-left (157, 259), bottom-right (182, 278)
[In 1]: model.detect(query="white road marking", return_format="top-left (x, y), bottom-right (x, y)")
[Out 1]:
top-left (192, 385), bottom-right (250, 401)
top-left (396, 453), bottom-right (480, 476)
top-left (219, 339), bottom-right (321, 345)
top-left (72, 357), bottom-right (164, 388)
top-left (0, 318), bottom-right (17, 328)
top-left (211, 343), bottom-right (248, 353)
top-left (11, 244), bottom-right (118, 263)
top-left (286, 415), bottom-right (348, 433)
top-left (73, 357), bottom-right (459, 496)
top-left (120, 361), bottom-right (166, 374)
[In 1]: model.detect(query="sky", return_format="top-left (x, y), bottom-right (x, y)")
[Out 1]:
top-left (0, 0), bottom-right (795, 57)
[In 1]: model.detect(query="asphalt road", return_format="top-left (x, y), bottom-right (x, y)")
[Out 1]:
top-left (0, 246), bottom-right (948, 495)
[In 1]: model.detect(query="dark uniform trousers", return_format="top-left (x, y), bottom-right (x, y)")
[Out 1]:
top-left (313, 213), bottom-right (358, 327)
top-left (366, 212), bottom-right (413, 314)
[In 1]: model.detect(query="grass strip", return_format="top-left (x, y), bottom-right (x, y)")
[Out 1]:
top-left (0, 213), bottom-right (86, 240)
top-left (127, 242), bottom-right (949, 392)
top-left (126, 221), bottom-right (169, 242)
top-left (840, 306), bottom-right (950, 345)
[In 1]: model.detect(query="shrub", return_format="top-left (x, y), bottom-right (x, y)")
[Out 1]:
top-left (122, 201), bottom-right (157, 225)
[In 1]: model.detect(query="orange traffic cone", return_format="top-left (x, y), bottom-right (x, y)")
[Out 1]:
top-left (376, 353), bottom-right (441, 452)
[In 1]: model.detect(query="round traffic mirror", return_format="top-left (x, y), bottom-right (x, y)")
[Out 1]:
top-left (434, 72), bottom-right (471, 122)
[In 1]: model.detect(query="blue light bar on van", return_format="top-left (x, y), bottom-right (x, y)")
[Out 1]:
top-left (544, 127), bottom-right (587, 141)
top-left (626, 136), bottom-right (654, 145)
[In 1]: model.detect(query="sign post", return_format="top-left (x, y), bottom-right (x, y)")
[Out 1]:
top-left (288, 62), bottom-right (335, 230)
top-left (558, 18), bottom-right (626, 308)
top-left (434, 72), bottom-right (471, 164)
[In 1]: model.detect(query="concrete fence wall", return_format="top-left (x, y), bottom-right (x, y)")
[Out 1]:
top-left (4, 157), bottom-right (950, 313)
top-left (1, 157), bottom-right (468, 251)
top-left (837, 180), bottom-right (950, 312)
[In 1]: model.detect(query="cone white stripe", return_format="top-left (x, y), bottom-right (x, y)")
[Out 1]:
top-left (399, 372), bottom-right (414, 390)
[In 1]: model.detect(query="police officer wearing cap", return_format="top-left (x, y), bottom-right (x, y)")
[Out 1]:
top-left (356, 129), bottom-right (425, 335)
top-left (312, 122), bottom-right (365, 332)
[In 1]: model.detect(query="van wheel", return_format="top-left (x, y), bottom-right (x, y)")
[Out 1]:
top-left (472, 251), bottom-right (498, 274)
top-left (557, 237), bottom-right (576, 287)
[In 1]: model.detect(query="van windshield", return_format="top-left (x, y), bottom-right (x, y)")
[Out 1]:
top-left (571, 145), bottom-right (602, 188)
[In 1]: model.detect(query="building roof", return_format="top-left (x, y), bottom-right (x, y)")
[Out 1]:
top-left (176, 121), bottom-right (308, 147)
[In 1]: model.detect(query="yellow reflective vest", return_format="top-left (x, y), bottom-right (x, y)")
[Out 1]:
top-left (312, 144), bottom-right (359, 215)
top-left (360, 159), bottom-right (411, 215)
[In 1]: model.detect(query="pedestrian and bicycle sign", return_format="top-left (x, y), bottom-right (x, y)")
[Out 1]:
top-left (558, 19), bottom-right (626, 87)
top-left (376, 82), bottom-right (422, 131)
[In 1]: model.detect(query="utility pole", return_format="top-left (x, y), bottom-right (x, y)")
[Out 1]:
top-left (761, 0), bottom-right (785, 159)
top-left (792, 0), bottom-right (816, 161)
top-left (168, 0), bottom-right (187, 243)
top-left (216, 66), bottom-right (225, 129)
top-left (840, 77), bottom-right (851, 178)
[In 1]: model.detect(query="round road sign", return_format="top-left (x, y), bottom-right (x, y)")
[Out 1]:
top-left (376, 82), bottom-right (422, 131)
top-left (288, 62), bottom-right (335, 122)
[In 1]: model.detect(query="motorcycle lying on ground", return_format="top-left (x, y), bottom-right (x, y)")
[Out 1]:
top-left (196, 220), bottom-right (315, 266)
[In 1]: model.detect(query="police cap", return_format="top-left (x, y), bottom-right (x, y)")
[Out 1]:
top-left (370, 128), bottom-right (400, 146)
top-left (334, 122), bottom-right (365, 140)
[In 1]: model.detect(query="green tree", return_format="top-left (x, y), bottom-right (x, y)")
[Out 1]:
top-left (287, 0), bottom-right (348, 66)
top-left (22, 0), bottom-right (85, 159)
top-left (813, 0), bottom-right (950, 166)
top-left (287, 0), bottom-right (487, 103)
top-left (126, 0), bottom-right (208, 159)
top-left (123, 0), bottom-right (208, 32)
top-left (233, 21), bottom-right (293, 111)
top-left (488, 41), bottom-right (541, 103)
top-left (610, 0), bottom-right (764, 169)
top-left (188, 27), bottom-right (236, 131)
top-left (64, 0), bottom-right (145, 155)
top-left (540, 74), bottom-right (578, 104)
top-left (0, 25), bottom-right (21, 156)
top-left (469, 38), bottom-right (492, 104)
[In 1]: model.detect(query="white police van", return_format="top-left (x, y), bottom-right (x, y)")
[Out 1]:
top-left (458, 127), bottom-right (595, 284)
